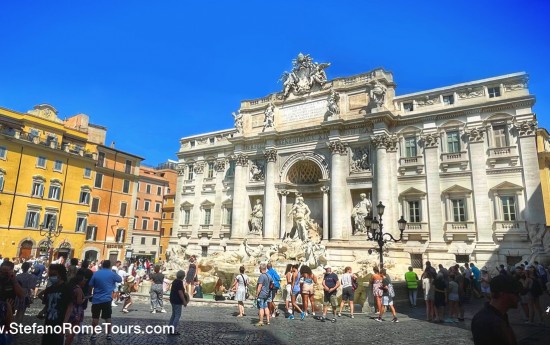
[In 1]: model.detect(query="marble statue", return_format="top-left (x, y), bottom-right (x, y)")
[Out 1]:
top-left (250, 162), bottom-right (264, 181)
top-left (326, 89), bottom-right (340, 118)
top-left (288, 196), bottom-right (312, 241)
top-left (352, 193), bottom-right (372, 233)
top-left (350, 148), bottom-right (370, 172)
top-left (249, 199), bottom-right (263, 234)
top-left (232, 110), bottom-right (243, 133)
top-left (280, 53), bottom-right (331, 98)
top-left (263, 103), bottom-right (275, 131)
top-left (370, 80), bottom-right (387, 108)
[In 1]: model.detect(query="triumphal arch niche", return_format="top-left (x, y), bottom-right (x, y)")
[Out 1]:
top-left (172, 52), bottom-right (546, 273)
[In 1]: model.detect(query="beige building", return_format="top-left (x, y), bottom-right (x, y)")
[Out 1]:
top-left (171, 54), bottom-right (549, 271)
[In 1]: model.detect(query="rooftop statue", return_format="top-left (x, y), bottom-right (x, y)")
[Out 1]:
top-left (232, 110), bottom-right (243, 133)
top-left (280, 53), bottom-right (331, 99)
top-left (263, 102), bottom-right (275, 131)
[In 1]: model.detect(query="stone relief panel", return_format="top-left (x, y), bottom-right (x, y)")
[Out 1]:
top-left (457, 87), bottom-right (485, 99)
top-left (350, 147), bottom-right (371, 173)
top-left (504, 78), bottom-right (528, 92)
top-left (416, 95), bottom-right (441, 107)
top-left (249, 160), bottom-right (265, 182)
top-left (348, 92), bottom-right (369, 111)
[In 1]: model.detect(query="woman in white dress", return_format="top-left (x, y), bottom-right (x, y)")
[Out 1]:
top-left (231, 265), bottom-right (249, 317)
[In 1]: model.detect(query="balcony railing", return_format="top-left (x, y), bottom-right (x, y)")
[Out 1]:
top-left (402, 222), bottom-right (429, 241)
top-left (493, 220), bottom-right (527, 242)
top-left (444, 221), bottom-right (476, 241)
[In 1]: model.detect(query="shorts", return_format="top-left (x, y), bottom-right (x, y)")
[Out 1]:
top-left (270, 289), bottom-right (278, 301)
top-left (302, 282), bottom-right (314, 295)
top-left (114, 283), bottom-right (120, 293)
top-left (91, 302), bottom-right (113, 320)
top-left (481, 285), bottom-right (490, 294)
top-left (323, 292), bottom-right (338, 307)
top-left (285, 284), bottom-right (292, 302)
top-left (448, 293), bottom-right (459, 302)
top-left (256, 297), bottom-right (272, 309)
top-left (382, 296), bottom-right (393, 306)
top-left (342, 286), bottom-right (354, 301)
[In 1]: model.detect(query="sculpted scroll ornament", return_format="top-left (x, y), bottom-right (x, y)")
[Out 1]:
top-left (264, 149), bottom-right (277, 162)
top-left (279, 53), bottom-right (331, 99)
top-left (193, 162), bottom-right (205, 174)
top-left (235, 154), bottom-right (249, 167)
top-left (327, 140), bottom-right (348, 155)
top-left (465, 127), bottom-right (485, 143)
top-left (214, 160), bottom-right (226, 172)
top-left (514, 120), bottom-right (537, 137)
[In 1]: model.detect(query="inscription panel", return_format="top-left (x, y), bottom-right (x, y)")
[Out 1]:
top-left (280, 99), bottom-right (326, 122)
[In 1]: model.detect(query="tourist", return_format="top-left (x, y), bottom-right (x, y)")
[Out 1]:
top-left (255, 263), bottom-right (273, 326)
top-left (338, 266), bottom-right (356, 318)
top-left (120, 275), bottom-right (137, 313)
top-left (0, 261), bottom-right (25, 302)
top-left (231, 266), bottom-right (248, 317)
top-left (422, 271), bottom-right (436, 321)
top-left (433, 273), bottom-right (447, 323)
top-left (168, 270), bottom-right (189, 336)
top-left (526, 266), bottom-right (544, 324)
top-left (88, 260), bottom-right (122, 341)
top-left (193, 280), bottom-right (204, 298)
top-left (185, 256), bottom-right (197, 298)
top-left (283, 264), bottom-right (293, 316)
top-left (0, 299), bottom-right (13, 345)
top-left (448, 274), bottom-right (459, 322)
top-left (480, 268), bottom-right (491, 299)
top-left (32, 259), bottom-right (46, 298)
top-left (498, 264), bottom-right (508, 276)
top-left (534, 261), bottom-right (547, 289)
top-left (266, 263), bottom-right (281, 317)
top-left (40, 264), bottom-right (73, 345)
top-left (66, 258), bottom-right (79, 282)
top-left (518, 267), bottom-right (531, 322)
top-left (289, 264), bottom-right (304, 320)
top-left (65, 273), bottom-right (85, 345)
top-left (370, 266), bottom-right (383, 316)
top-left (14, 261), bottom-right (37, 322)
top-left (455, 269), bottom-right (466, 321)
top-left (149, 264), bottom-right (166, 313)
top-left (404, 266), bottom-right (419, 307)
top-left (321, 265), bottom-right (339, 322)
top-left (214, 278), bottom-right (226, 301)
top-left (378, 268), bottom-right (398, 322)
top-left (425, 261), bottom-right (437, 277)
top-left (471, 274), bottom-right (522, 345)
top-left (470, 262), bottom-right (482, 298)
top-left (77, 259), bottom-right (93, 316)
top-left (300, 265), bottom-right (317, 316)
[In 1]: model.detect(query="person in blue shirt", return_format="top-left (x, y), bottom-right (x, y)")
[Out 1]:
top-left (32, 260), bottom-right (46, 298)
top-left (266, 263), bottom-right (281, 317)
top-left (88, 260), bottom-right (122, 341)
top-left (470, 263), bottom-right (482, 298)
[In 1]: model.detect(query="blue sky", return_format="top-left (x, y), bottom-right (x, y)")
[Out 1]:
top-left (1, 1), bottom-right (549, 165)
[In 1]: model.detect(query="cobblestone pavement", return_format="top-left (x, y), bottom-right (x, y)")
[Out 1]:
top-left (11, 296), bottom-right (550, 345)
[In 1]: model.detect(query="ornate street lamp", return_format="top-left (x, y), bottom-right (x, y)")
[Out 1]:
top-left (39, 221), bottom-right (63, 265)
top-left (366, 201), bottom-right (407, 269)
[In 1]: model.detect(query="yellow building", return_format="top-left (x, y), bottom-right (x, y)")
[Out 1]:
top-left (0, 104), bottom-right (98, 260)
top-left (537, 128), bottom-right (550, 226)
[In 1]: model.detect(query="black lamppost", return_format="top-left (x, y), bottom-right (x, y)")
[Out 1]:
top-left (39, 221), bottom-right (63, 265)
top-left (365, 201), bottom-right (407, 269)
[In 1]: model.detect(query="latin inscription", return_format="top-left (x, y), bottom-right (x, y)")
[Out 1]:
top-left (280, 99), bottom-right (326, 122)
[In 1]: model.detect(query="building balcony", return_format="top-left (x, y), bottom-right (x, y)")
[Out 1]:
top-left (493, 220), bottom-right (528, 242)
top-left (487, 146), bottom-right (519, 168)
top-left (444, 221), bottom-right (476, 241)
top-left (398, 156), bottom-right (424, 175)
top-left (440, 151), bottom-right (469, 172)
top-left (402, 222), bottom-right (429, 241)
top-left (199, 224), bottom-right (214, 238)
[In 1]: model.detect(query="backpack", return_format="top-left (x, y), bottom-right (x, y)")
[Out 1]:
top-left (388, 283), bottom-right (395, 298)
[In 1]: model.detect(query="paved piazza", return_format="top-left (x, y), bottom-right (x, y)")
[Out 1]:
top-left (12, 297), bottom-right (549, 345)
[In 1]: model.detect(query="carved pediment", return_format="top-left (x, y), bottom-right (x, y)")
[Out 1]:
top-left (180, 201), bottom-right (193, 208)
top-left (442, 184), bottom-right (472, 195)
top-left (200, 199), bottom-right (214, 207)
top-left (490, 181), bottom-right (523, 192)
top-left (399, 187), bottom-right (426, 198)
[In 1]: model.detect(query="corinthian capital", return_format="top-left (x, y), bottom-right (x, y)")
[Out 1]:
top-left (214, 159), bottom-right (227, 172)
top-left (235, 154), bottom-right (249, 166)
top-left (264, 149), bottom-right (277, 162)
top-left (514, 120), bottom-right (537, 137)
top-left (193, 162), bottom-right (205, 174)
top-left (465, 127), bottom-right (485, 143)
top-left (327, 140), bottom-right (348, 155)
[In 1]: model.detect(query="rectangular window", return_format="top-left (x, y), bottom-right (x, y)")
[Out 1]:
top-left (493, 125), bottom-right (508, 148)
top-left (144, 201), bottom-right (150, 211)
top-left (501, 196), bottom-right (516, 221)
top-left (31, 181), bottom-right (44, 197)
top-left (410, 254), bottom-right (423, 269)
top-left (53, 160), bottom-right (63, 172)
top-left (91, 198), bottom-right (100, 213)
top-left (98, 152), bottom-right (105, 167)
top-left (160, 228), bottom-right (165, 236)
top-left (157, 186), bottom-right (162, 196)
top-left (404, 137), bottom-right (417, 157)
top-left (207, 162), bottom-right (214, 178)
top-left (224, 208), bottom-right (232, 225)
top-left (86, 225), bottom-right (97, 241)
top-left (204, 209), bottom-right (211, 225)
top-left (152, 238), bottom-right (157, 245)
top-left (123, 180), bottom-right (130, 193)
top-left (162, 212), bottom-right (166, 219)
top-left (43, 213), bottom-right (57, 229)
top-left (79, 190), bottom-right (90, 204)
top-left (187, 164), bottom-right (194, 181)
top-left (201, 246), bottom-right (208, 257)
top-left (488, 86), bottom-right (501, 98)
top-left (48, 185), bottom-right (61, 200)
top-left (190, 140), bottom-right (195, 148)
top-left (125, 160), bottom-right (132, 174)
top-left (25, 210), bottom-right (40, 228)
top-left (408, 201), bottom-right (421, 223)
top-left (142, 219), bottom-right (148, 230)
top-left (75, 216), bottom-right (87, 233)
top-left (135, 198), bottom-right (139, 210)
top-left (120, 202), bottom-right (127, 217)
top-left (443, 95), bottom-right (454, 105)
top-left (184, 210), bottom-right (191, 225)
top-left (0, 146), bottom-right (6, 159)
top-left (36, 156), bottom-right (46, 168)
top-left (146, 184), bottom-right (151, 194)
top-left (84, 167), bottom-right (92, 178)
top-left (170, 227), bottom-right (173, 236)
top-left (141, 237), bottom-right (145, 245)
top-left (455, 255), bottom-right (470, 263)
top-left (403, 102), bottom-right (414, 112)
top-left (153, 220), bottom-right (159, 231)
top-left (452, 199), bottom-right (466, 222)
top-left (170, 212), bottom-right (174, 219)
top-left (209, 138), bottom-right (215, 144)
top-left (155, 203), bottom-right (161, 213)
top-left (447, 131), bottom-right (461, 153)
top-left (94, 173), bottom-right (103, 188)
top-left (116, 229), bottom-right (125, 243)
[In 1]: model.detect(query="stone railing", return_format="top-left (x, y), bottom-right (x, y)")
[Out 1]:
top-left (398, 156), bottom-right (424, 175)
top-left (493, 220), bottom-right (528, 242)
top-left (487, 146), bottom-right (519, 168)
top-left (402, 222), bottom-right (429, 241)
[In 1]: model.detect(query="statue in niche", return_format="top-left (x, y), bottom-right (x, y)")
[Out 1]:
top-left (250, 162), bottom-right (264, 181)
top-left (370, 80), bottom-right (387, 108)
top-left (249, 199), bottom-right (263, 234)
top-left (263, 103), bottom-right (275, 131)
top-left (326, 89), bottom-right (340, 118)
top-left (352, 193), bottom-right (372, 234)
top-left (350, 148), bottom-right (370, 172)
top-left (287, 196), bottom-right (312, 242)
top-left (232, 110), bottom-right (243, 133)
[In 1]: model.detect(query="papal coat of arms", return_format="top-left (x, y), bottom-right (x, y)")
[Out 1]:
top-left (279, 53), bottom-right (331, 99)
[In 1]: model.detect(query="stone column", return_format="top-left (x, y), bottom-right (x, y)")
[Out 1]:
top-left (321, 186), bottom-right (330, 240)
top-left (466, 127), bottom-right (492, 242)
top-left (263, 149), bottom-right (278, 239)
top-left (278, 190), bottom-right (289, 239)
top-left (421, 133), bottom-right (445, 243)
top-left (372, 134), bottom-right (391, 225)
top-left (231, 154), bottom-right (248, 239)
top-left (328, 140), bottom-right (348, 240)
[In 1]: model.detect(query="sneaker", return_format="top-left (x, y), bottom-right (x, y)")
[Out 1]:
top-left (351, 315), bottom-right (355, 319)
top-left (111, 302), bottom-right (117, 307)
top-left (375, 318), bottom-right (383, 322)
top-left (288, 315), bottom-right (295, 319)
top-left (160, 309), bottom-right (167, 313)
top-left (275, 309), bottom-right (280, 317)
top-left (392, 318), bottom-right (399, 323)
top-left (300, 312), bottom-right (305, 320)
top-left (151, 310), bottom-right (157, 314)
top-left (320, 316), bottom-right (325, 322)
top-left (311, 312), bottom-right (316, 316)
top-left (122, 309), bottom-right (129, 313)
top-left (337, 313), bottom-right (341, 317)
top-left (271, 313), bottom-right (276, 318)
top-left (331, 318), bottom-right (336, 323)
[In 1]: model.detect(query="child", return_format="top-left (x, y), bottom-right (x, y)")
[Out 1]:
top-left (120, 275), bottom-right (138, 313)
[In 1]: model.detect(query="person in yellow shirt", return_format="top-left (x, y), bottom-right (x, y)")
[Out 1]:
top-left (404, 266), bottom-right (419, 307)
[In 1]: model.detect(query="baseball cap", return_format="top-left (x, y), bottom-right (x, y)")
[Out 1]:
top-left (490, 274), bottom-right (522, 294)
top-left (324, 265), bottom-right (331, 270)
